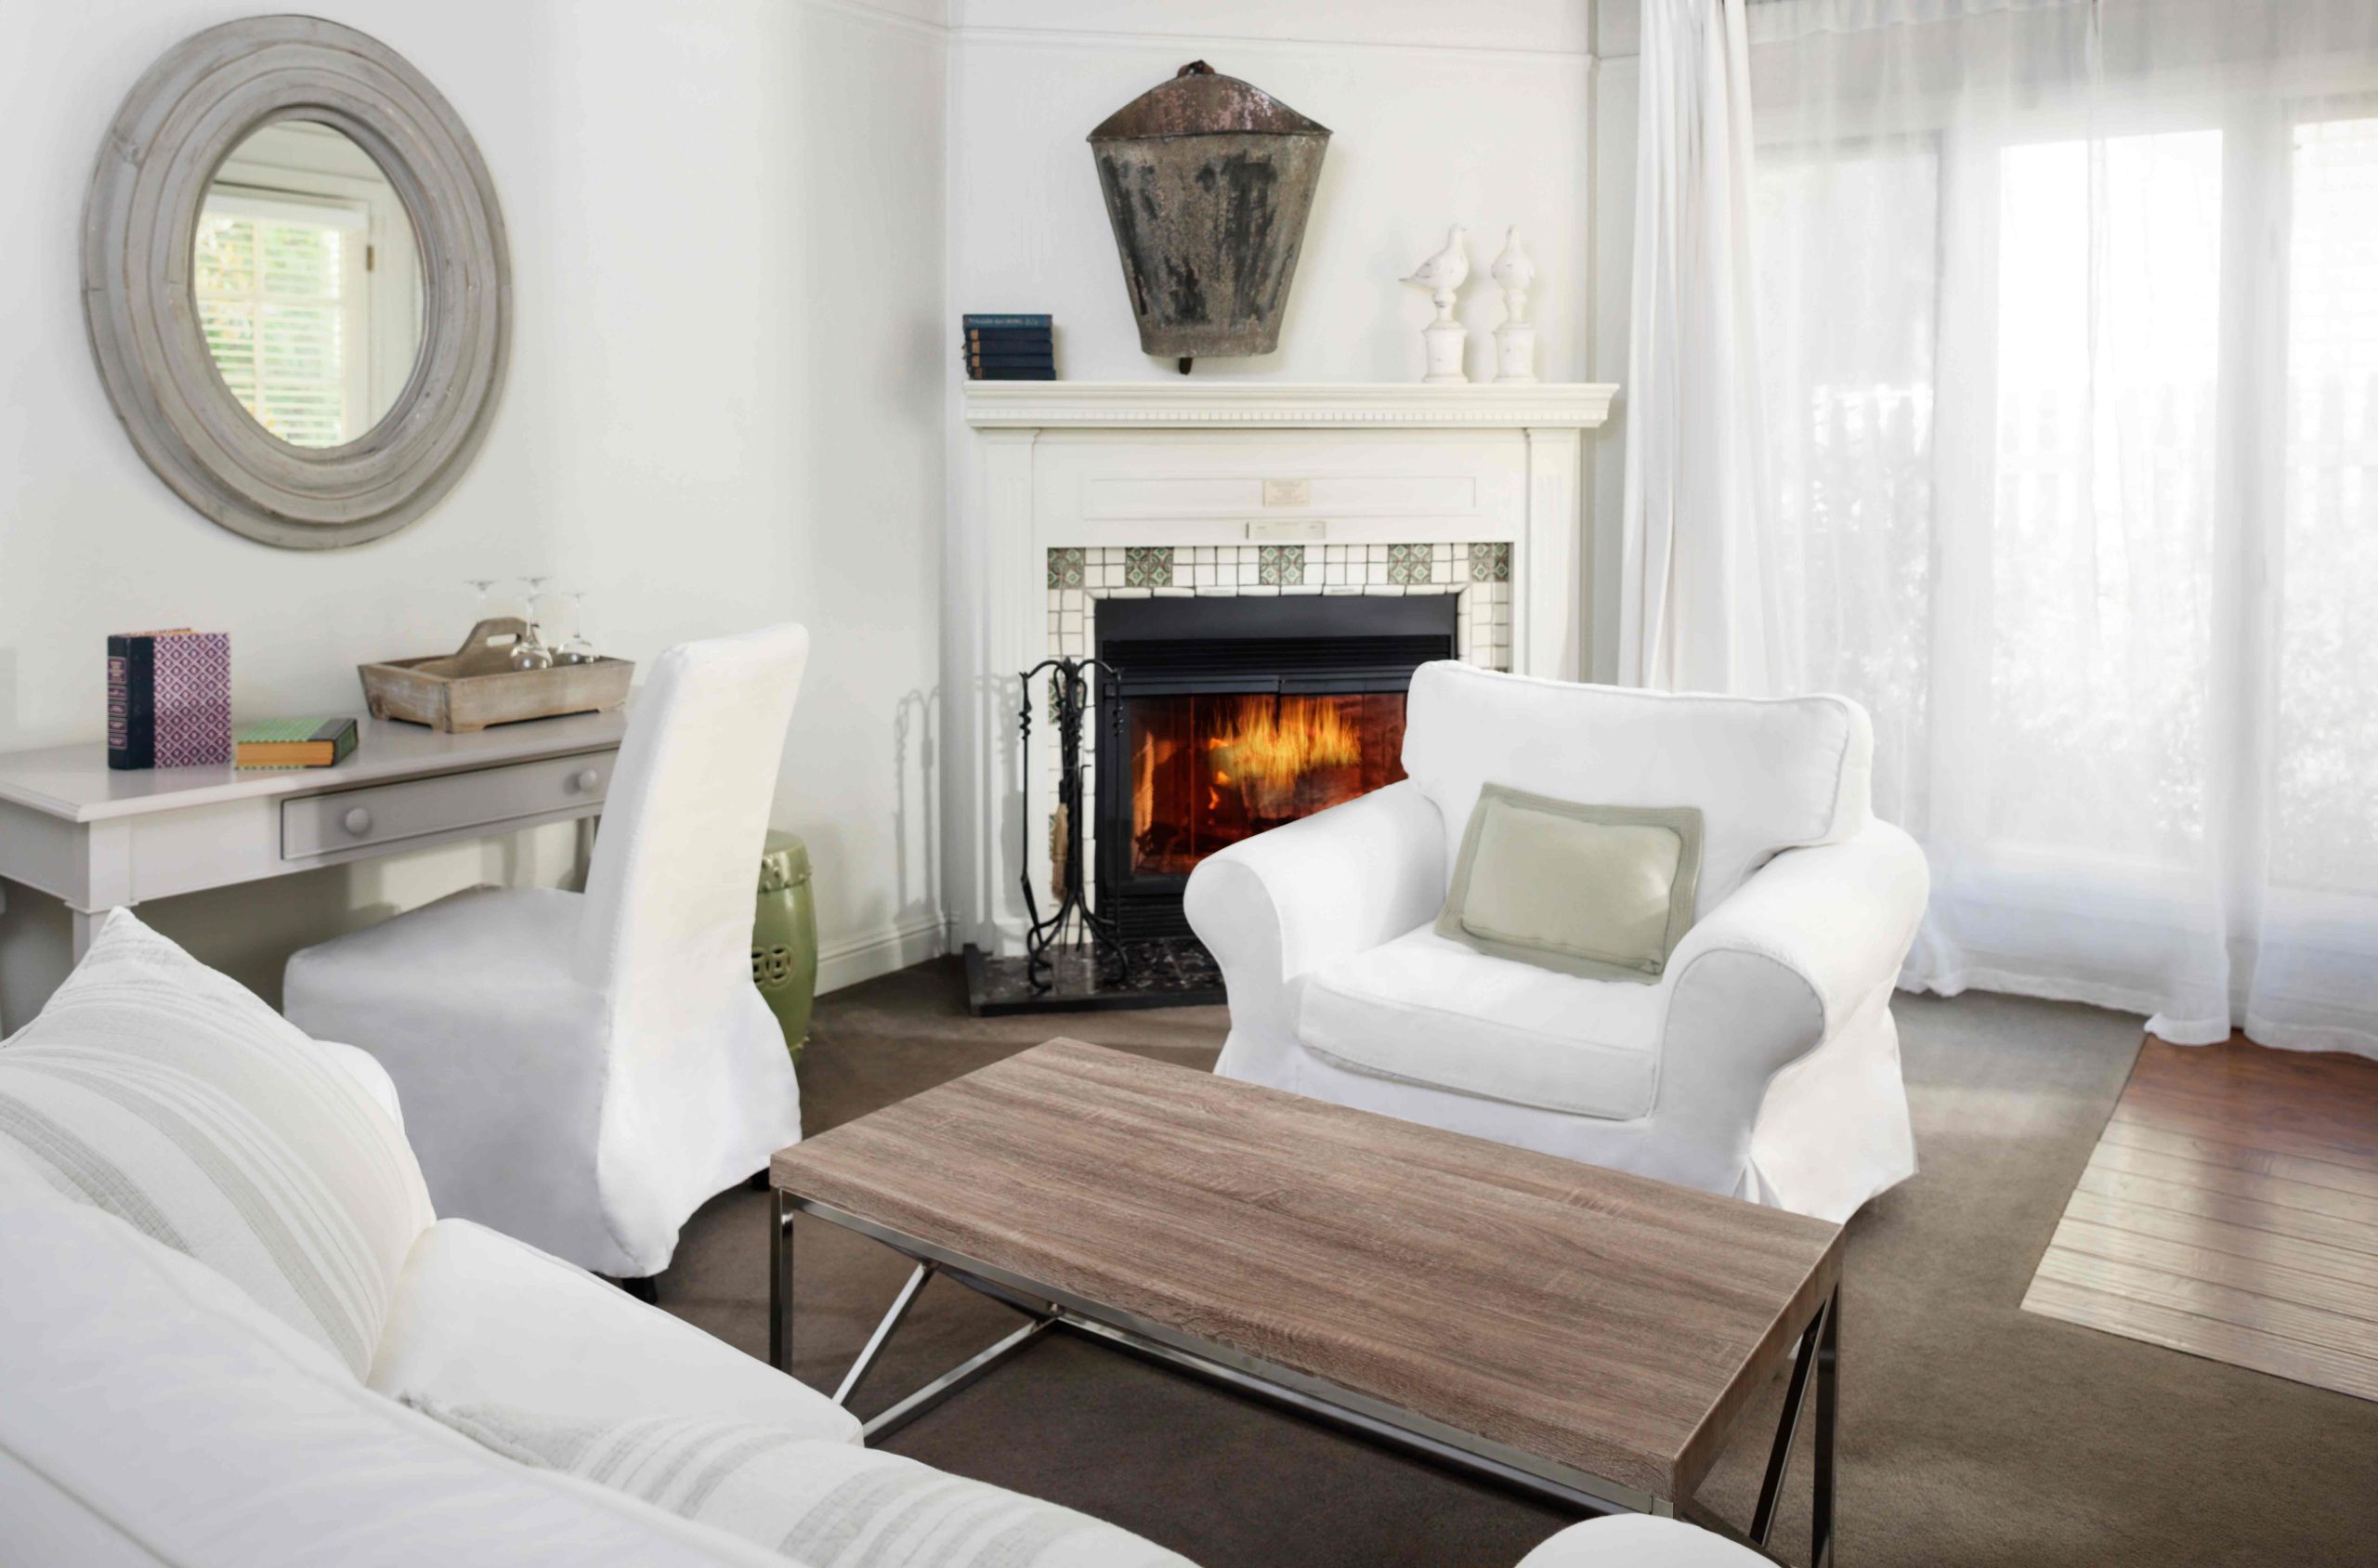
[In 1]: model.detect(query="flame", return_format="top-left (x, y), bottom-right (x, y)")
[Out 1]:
top-left (1129, 691), bottom-right (1403, 875)
top-left (1205, 697), bottom-right (1364, 785)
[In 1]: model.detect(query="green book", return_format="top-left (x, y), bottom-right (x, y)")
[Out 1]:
top-left (235, 716), bottom-right (359, 770)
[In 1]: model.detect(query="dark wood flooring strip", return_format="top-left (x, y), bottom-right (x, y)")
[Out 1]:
top-left (2130, 1038), bottom-right (2378, 1115)
top-left (2110, 1088), bottom-right (2378, 1169)
top-left (2094, 1120), bottom-right (2378, 1197)
top-left (2086, 1143), bottom-right (2378, 1225)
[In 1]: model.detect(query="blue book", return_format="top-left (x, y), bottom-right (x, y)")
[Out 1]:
top-left (962, 313), bottom-right (1052, 331)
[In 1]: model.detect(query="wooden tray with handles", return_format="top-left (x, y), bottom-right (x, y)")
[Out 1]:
top-left (359, 618), bottom-right (634, 733)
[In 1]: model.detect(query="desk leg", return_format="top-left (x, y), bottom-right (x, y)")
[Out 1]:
top-left (70, 907), bottom-right (113, 961)
top-left (574, 814), bottom-right (601, 890)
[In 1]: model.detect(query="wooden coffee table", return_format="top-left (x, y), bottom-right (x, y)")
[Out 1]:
top-left (770, 1039), bottom-right (1843, 1563)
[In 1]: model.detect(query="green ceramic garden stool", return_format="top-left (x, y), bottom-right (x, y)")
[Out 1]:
top-left (751, 830), bottom-right (817, 1063)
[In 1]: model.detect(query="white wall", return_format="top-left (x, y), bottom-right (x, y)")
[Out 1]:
top-left (938, 0), bottom-right (1599, 952)
top-left (0, 0), bottom-right (947, 1026)
top-left (0, 0), bottom-right (1614, 1016)
top-left (947, 0), bottom-right (1594, 383)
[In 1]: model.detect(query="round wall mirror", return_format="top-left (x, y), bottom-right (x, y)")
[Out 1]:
top-left (85, 17), bottom-right (508, 549)
top-left (194, 118), bottom-right (425, 451)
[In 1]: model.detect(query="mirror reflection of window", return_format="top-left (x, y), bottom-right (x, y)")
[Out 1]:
top-left (194, 189), bottom-right (366, 446)
top-left (192, 120), bottom-right (422, 449)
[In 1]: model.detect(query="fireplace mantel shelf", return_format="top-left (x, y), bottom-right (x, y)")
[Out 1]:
top-left (962, 380), bottom-right (1619, 431)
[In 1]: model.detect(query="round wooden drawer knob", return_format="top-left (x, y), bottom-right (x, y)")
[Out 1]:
top-left (570, 769), bottom-right (600, 793)
top-left (342, 806), bottom-right (373, 836)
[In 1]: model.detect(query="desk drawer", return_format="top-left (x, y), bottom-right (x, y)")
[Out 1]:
top-left (281, 752), bottom-right (610, 860)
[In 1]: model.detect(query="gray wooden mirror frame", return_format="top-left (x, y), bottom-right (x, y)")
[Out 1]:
top-left (83, 16), bottom-right (510, 550)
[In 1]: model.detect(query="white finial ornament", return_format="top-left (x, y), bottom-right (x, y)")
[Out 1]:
top-left (1491, 227), bottom-right (1538, 383)
top-left (1401, 224), bottom-right (1471, 385)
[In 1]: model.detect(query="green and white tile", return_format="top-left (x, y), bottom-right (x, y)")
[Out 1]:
top-left (1123, 546), bottom-right (1174, 589)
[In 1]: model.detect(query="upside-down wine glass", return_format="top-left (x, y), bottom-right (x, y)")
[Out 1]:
top-left (555, 588), bottom-right (595, 665)
top-left (510, 574), bottom-right (555, 671)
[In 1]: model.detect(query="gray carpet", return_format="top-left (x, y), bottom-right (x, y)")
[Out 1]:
top-left (661, 960), bottom-right (2378, 1567)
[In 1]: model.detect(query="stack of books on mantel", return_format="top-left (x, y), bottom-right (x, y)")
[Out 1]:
top-left (961, 313), bottom-right (1053, 380)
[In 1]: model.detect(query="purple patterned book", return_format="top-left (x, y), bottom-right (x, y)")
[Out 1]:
top-left (106, 630), bottom-right (229, 769)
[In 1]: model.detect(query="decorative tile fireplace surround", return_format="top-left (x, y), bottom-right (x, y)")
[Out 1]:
top-left (955, 382), bottom-right (1617, 979)
top-left (1045, 542), bottom-right (1512, 668)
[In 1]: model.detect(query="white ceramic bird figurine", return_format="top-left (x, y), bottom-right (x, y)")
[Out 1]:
top-left (1402, 225), bottom-right (1470, 320)
top-left (1490, 226), bottom-right (1535, 315)
top-left (1490, 225), bottom-right (1539, 383)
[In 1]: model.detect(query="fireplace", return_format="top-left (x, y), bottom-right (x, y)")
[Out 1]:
top-left (954, 378), bottom-right (1614, 1014)
top-left (1095, 595), bottom-right (1458, 938)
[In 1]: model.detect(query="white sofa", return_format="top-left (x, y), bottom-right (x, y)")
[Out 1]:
top-left (0, 910), bottom-right (1764, 1567)
top-left (0, 1184), bottom-right (1756, 1568)
top-left (1186, 662), bottom-right (1928, 1222)
top-left (0, 910), bottom-right (1182, 1567)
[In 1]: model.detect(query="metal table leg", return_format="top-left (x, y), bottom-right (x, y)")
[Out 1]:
top-left (861, 1317), bottom-right (1055, 1443)
top-left (1814, 1286), bottom-right (1838, 1568)
top-left (1750, 1293), bottom-right (1828, 1547)
top-left (835, 1262), bottom-right (936, 1406)
top-left (770, 1188), bottom-right (794, 1373)
top-left (791, 1231), bottom-right (1055, 1444)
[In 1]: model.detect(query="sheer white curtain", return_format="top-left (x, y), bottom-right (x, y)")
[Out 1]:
top-left (1744, 0), bottom-right (2378, 1053)
top-left (1620, 0), bottom-right (1792, 695)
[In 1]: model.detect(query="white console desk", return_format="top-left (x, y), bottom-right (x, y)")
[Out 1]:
top-left (0, 710), bottom-right (626, 972)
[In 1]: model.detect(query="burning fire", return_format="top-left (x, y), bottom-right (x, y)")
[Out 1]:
top-left (1206, 697), bottom-right (1363, 781)
top-left (1129, 690), bottom-right (1405, 873)
top-left (1206, 698), bottom-right (1364, 817)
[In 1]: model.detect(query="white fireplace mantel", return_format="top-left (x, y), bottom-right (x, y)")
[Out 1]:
top-left (951, 379), bottom-right (1619, 955)
top-left (962, 380), bottom-right (1618, 430)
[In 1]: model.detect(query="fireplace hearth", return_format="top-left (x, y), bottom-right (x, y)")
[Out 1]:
top-left (1096, 595), bottom-right (1457, 940)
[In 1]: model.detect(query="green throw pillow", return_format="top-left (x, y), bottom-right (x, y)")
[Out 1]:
top-left (1435, 785), bottom-right (1704, 983)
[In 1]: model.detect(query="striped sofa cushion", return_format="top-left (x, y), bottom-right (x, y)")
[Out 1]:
top-left (415, 1402), bottom-right (1197, 1568)
top-left (0, 908), bottom-right (433, 1377)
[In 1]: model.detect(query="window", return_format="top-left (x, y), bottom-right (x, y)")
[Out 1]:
top-left (1755, 144), bottom-right (1941, 830)
top-left (1986, 131), bottom-right (2224, 863)
top-left (1745, 0), bottom-right (2378, 1044)
top-left (193, 186), bottom-right (370, 448)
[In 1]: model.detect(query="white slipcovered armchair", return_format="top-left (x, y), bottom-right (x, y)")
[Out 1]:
top-left (1184, 662), bottom-right (1927, 1222)
top-left (285, 623), bottom-right (811, 1281)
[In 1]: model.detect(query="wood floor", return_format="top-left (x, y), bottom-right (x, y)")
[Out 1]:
top-left (2022, 1035), bottom-right (2378, 1402)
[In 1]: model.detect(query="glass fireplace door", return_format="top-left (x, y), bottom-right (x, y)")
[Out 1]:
top-left (1122, 691), bottom-right (1408, 877)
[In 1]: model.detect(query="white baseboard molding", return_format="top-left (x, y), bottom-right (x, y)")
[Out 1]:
top-left (816, 913), bottom-right (947, 996)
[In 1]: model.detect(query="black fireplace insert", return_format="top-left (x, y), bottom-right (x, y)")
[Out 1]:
top-left (1094, 594), bottom-right (1457, 939)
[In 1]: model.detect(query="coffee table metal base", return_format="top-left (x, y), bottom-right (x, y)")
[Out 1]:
top-left (772, 1191), bottom-right (1836, 1563)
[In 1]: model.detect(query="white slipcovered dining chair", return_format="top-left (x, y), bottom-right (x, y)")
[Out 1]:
top-left (284, 622), bottom-right (811, 1282)
top-left (1184, 661), bottom-right (1927, 1222)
